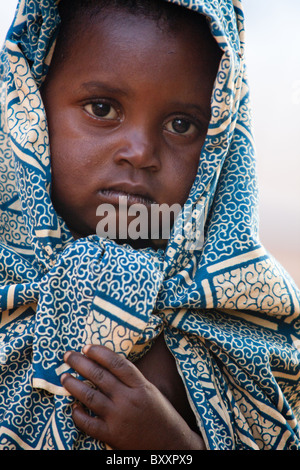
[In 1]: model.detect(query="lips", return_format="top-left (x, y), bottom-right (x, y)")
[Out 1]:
top-left (98, 182), bottom-right (156, 206)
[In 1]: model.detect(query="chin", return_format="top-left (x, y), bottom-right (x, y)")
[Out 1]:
top-left (116, 237), bottom-right (167, 250)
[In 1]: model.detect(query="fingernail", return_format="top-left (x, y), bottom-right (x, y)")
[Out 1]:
top-left (82, 345), bottom-right (91, 355)
top-left (64, 351), bottom-right (71, 362)
top-left (60, 373), bottom-right (68, 383)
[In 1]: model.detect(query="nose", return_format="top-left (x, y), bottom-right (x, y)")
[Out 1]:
top-left (113, 127), bottom-right (161, 171)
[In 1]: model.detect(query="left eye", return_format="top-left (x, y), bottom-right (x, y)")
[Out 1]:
top-left (84, 102), bottom-right (119, 120)
top-left (165, 118), bottom-right (197, 136)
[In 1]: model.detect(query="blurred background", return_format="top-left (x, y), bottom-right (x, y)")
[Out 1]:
top-left (0, 0), bottom-right (299, 285)
top-left (243, 0), bottom-right (300, 286)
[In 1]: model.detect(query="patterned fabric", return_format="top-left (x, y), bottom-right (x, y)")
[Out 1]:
top-left (0, 0), bottom-right (300, 450)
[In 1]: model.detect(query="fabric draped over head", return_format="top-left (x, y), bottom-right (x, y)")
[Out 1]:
top-left (0, 0), bottom-right (300, 450)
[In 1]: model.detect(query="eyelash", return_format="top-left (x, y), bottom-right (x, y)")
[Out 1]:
top-left (164, 117), bottom-right (200, 137)
top-left (82, 100), bottom-right (202, 137)
top-left (83, 100), bottom-right (121, 121)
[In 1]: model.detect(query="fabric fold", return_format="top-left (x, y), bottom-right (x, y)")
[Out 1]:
top-left (0, 0), bottom-right (299, 450)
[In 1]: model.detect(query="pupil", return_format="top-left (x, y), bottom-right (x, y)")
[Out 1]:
top-left (92, 103), bottom-right (110, 117)
top-left (172, 119), bottom-right (190, 133)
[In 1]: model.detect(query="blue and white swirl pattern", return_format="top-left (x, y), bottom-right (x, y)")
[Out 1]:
top-left (0, 0), bottom-right (299, 450)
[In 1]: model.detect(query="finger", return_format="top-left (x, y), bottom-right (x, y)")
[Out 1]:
top-left (82, 345), bottom-right (146, 388)
top-left (71, 403), bottom-right (109, 444)
top-left (61, 372), bottom-right (111, 417)
top-left (64, 350), bottom-right (118, 397)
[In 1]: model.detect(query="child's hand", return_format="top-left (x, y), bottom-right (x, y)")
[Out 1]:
top-left (61, 345), bottom-right (205, 450)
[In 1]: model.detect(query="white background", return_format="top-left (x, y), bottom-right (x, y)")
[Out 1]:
top-left (0, 0), bottom-right (299, 285)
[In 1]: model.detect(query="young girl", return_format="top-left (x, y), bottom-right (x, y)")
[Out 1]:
top-left (0, 0), bottom-right (299, 450)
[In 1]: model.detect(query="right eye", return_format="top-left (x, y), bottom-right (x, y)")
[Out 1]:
top-left (84, 101), bottom-right (119, 120)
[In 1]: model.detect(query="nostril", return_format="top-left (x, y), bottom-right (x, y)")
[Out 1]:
top-left (113, 135), bottom-right (160, 171)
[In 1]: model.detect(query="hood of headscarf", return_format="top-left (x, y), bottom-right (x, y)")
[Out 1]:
top-left (0, 0), bottom-right (300, 451)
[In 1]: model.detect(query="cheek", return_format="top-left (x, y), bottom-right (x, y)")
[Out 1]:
top-left (50, 132), bottom-right (96, 183)
top-left (45, 102), bottom-right (102, 179)
top-left (49, 137), bottom-right (89, 210)
top-left (166, 155), bottom-right (199, 206)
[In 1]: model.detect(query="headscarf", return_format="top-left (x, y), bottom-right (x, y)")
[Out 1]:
top-left (0, 0), bottom-right (300, 450)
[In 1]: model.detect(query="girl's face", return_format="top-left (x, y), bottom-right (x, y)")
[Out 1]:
top-left (42, 8), bottom-right (221, 245)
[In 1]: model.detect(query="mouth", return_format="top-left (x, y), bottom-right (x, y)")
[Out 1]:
top-left (98, 183), bottom-right (156, 207)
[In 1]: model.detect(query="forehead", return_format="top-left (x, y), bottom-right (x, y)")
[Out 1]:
top-left (49, 6), bottom-right (221, 93)
top-left (57, 1), bottom-right (211, 43)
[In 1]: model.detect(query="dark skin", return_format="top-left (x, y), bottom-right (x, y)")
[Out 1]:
top-left (41, 6), bottom-right (221, 450)
top-left (62, 338), bottom-right (205, 450)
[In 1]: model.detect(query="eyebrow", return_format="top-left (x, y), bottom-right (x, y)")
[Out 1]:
top-left (77, 81), bottom-right (210, 121)
top-left (170, 102), bottom-right (211, 121)
top-left (77, 81), bottom-right (130, 97)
